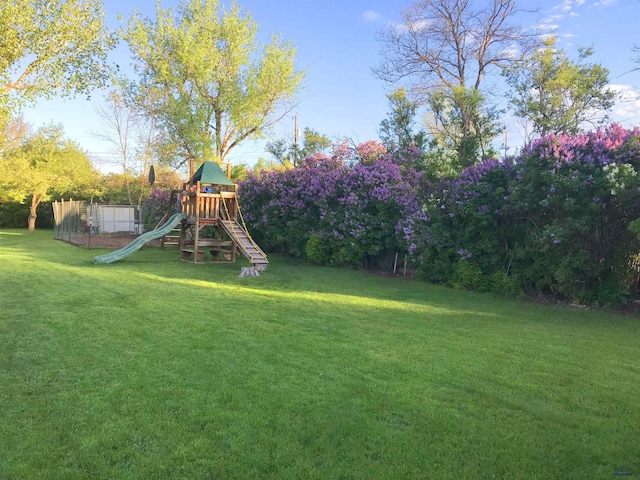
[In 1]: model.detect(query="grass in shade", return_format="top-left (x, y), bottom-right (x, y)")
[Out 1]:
top-left (1, 229), bottom-right (639, 479)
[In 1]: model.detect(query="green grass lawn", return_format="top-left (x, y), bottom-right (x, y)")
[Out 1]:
top-left (1, 229), bottom-right (639, 479)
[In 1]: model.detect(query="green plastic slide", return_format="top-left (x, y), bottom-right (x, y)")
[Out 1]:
top-left (94, 213), bottom-right (188, 264)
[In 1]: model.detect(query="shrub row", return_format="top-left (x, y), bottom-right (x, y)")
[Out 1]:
top-left (143, 124), bottom-right (639, 305)
top-left (405, 124), bottom-right (640, 304)
top-left (239, 154), bottom-right (421, 269)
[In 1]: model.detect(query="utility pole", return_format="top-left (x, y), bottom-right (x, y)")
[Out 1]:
top-left (293, 114), bottom-right (299, 167)
top-left (504, 131), bottom-right (508, 160)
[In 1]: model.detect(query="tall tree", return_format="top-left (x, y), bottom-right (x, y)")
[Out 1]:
top-left (92, 90), bottom-right (137, 174)
top-left (0, 0), bottom-right (115, 123)
top-left (428, 87), bottom-right (501, 168)
top-left (122, 0), bottom-right (306, 175)
top-left (0, 114), bottom-right (31, 154)
top-left (374, 0), bottom-right (537, 166)
top-left (378, 87), bottom-right (426, 152)
top-left (92, 89), bottom-right (139, 205)
top-left (300, 127), bottom-right (331, 159)
top-left (265, 138), bottom-right (293, 168)
top-left (0, 124), bottom-right (99, 232)
top-left (266, 127), bottom-right (330, 168)
top-left (504, 37), bottom-right (616, 139)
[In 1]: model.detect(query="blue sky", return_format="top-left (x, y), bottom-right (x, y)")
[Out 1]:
top-left (20, 0), bottom-right (640, 171)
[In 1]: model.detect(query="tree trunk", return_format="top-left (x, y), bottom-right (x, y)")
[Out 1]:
top-left (28, 195), bottom-right (40, 233)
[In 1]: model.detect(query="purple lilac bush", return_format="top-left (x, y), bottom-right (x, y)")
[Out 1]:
top-left (142, 188), bottom-right (179, 232)
top-left (402, 157), bottom-right (514, 289)
top-left (510, 124), bottom-right (640, 302)
top-left (407, 124), bottom-right (640, 303)
top-left (238, 125), bottom-right (640, 303)
top-left (239, 152), bottom-right (422, 268)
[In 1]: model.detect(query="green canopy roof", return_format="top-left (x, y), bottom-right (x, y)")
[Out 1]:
top-left (189, 161), bottom-right (235, 186)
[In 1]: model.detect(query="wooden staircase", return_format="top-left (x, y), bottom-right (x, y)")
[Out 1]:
top-left (156, 190), bottom-right (183, 249)
top-left (160, 226), bottom-right (181, 248)
top-left (219, 219), bottom-right (268, 267)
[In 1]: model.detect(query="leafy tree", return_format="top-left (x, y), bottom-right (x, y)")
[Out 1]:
top-left (252, 157), bottom-right (286, 173)
top-left (428, 87), bottom-right (502, 170)
top-left (266, 127), bottom-right (330, 168)
top-left (230, 163), bottom-right (248, 182)
top-left (0, 124), bottom-right (99, 232)
top-left (122, 0), bottom-right (306, 175)
top-left (378, 87), bottom-right (427, 152)
top-left (96, 173), bottom-right (150, 206)
top-left (300, 127), bottom-right (331, 159)
top-left (265, 138), bottom-right (293, 169)
top-left (374, 0), bottom-right (537, 166)
top-left (0, 0), bottom-right (115, 123)
top-left (504, 37), bottom-right (616, 139)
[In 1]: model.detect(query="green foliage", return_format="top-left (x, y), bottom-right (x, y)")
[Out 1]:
top-left (266, 128), bottom-right (330, 168)
top-left (300, 127), bottom-right (331, 159)
top-left (0, 200), bottom-right (53, 228)
top-left (504, 37), bottom-right (616, 138)
top-left (427, 87), bottom-right (502, 170)
top-left (305, 234), bottom-right (330, 264)
top-left (629, 218), bottom-right (640, 240)
top-left (0, 0), bottom-right (115, 119)
top-left (448, 261), bottom-right (522, 296)
top-left (0, 123), bottom-right (99, 231)
top-left (408, 125), bottom-right (640, 305)
top-left (122, 0), bottom-right (305, 167)
top-left (378, 87), bottom-right (427, 152)
top-left (252, 157), bottom-right (287, 173)
top-left (230, 163), bottom-right (248, 182)
top-left (0, 123), bottom-right (95, 200)
top-left (94, 173), bottom-right (152, 205)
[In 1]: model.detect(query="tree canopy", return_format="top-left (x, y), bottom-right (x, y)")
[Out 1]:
top-left (504, 37), bottom-right (616, 138)
top-left (374, 0), bottom-right (538, 166)
top-left (378, 87), bottom-right (427, 152)
top-left (0, 0), bottom-right (115, 124)
top-left (0, 123), bottom-right (98, 231)
top-left (122, 0), bottom-right (306, 174)
top-left (266, 127), bottom-right (331, 168)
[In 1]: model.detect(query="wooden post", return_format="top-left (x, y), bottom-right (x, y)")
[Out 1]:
top-left (403, 255), bottom-right (407, 276)
top-left (393, 252), bottom-right (398, 275)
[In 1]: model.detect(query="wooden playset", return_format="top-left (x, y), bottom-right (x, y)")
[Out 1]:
top-left (156, 162), bottom-right (268, 269)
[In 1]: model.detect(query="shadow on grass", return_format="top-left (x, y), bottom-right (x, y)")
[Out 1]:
top-left (3, 229), bottom-right (635, 332)
top-left (3, 230), bottom-right (640, 480)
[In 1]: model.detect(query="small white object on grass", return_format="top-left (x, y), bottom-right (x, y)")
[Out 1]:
top-left (239, 267), bottom-right (260, 277)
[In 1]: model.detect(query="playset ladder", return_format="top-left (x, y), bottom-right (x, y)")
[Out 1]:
top-left (219, 219), bottom-right (269, 267)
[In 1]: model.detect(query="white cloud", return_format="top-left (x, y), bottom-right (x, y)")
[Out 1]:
top-left (362, 10), bottom-right (382, 23)
top-left (593, 0), bottom-right (616, 6)
top-left (555, 0), bottom-right (586, 12)
top-left (608, 84), bottom-right (640, 126)
top-left (555, 0), bottom-right (573, 12)
top-left (538, 22), bottom-right (560, 31)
